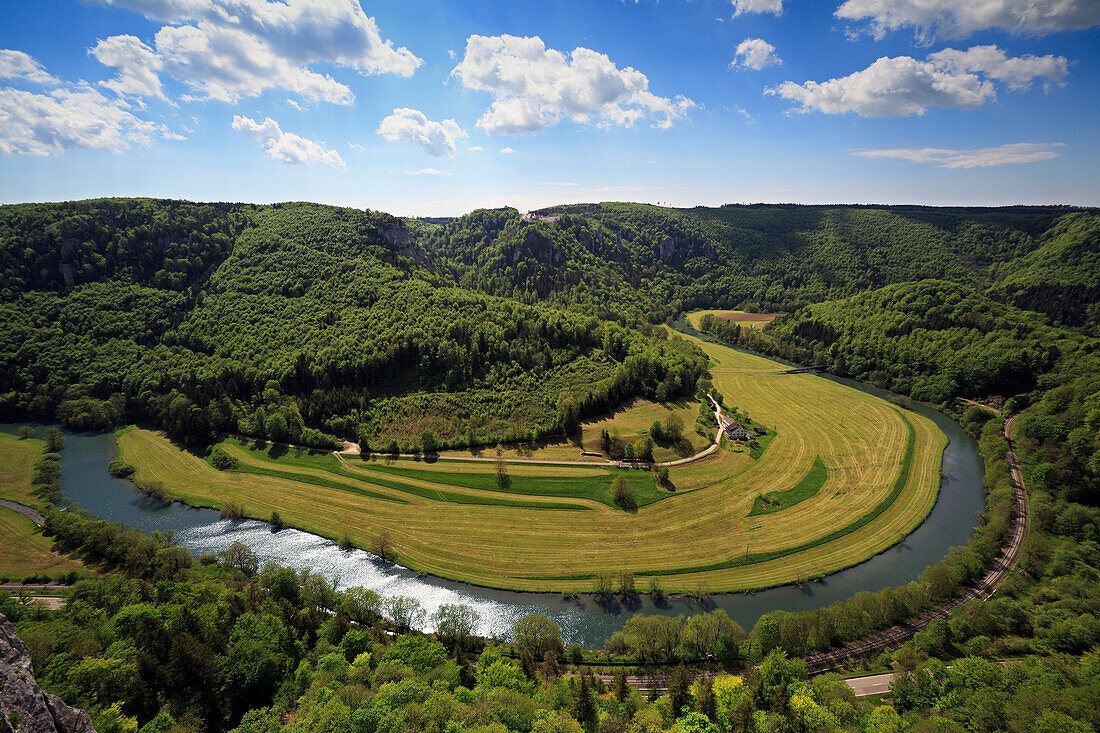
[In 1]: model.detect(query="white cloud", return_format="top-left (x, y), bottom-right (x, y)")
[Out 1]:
top-left (733, 38), bottom-right (782, 70)
top-left (348, 142), bottom-right (367, 152)
top-left (732, 0), bottom-right (784, 16)
top-left (452, 34), bottom-right (694, 135)
top-left (0, 84), bottom-right (172, 156)
top-left (153, 23), bottom-right (354, 104)
top-left (927, 45), bottom-right (1067, 90)
top-left (499, 146), bottom-right (515, 154)
top-left (90, 35), bottom-right (165, 100)
top-left (0, 49), bottom-right (60, 86)
top-left (231, 115), bottom-right (345, 167)
top-left (853, 142), bottom-right (1063, 168)
top-left (835, 0), bottom-right (1100, 40)
top-left (468, 145), bottom-right (483, 151)
top-left (85, 0), bottom-right (421, 103)
top-left (767, 45), bottom-right (1064, 117)
top-left (408, 168), bottom-right (450, 175)
top-left (377, 108), bottom-right (466, 158)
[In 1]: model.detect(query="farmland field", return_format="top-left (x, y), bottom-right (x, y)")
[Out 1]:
top-left (117, 325), bottom-right (947, 592)
top-left (0, 431), bottom-right (43, 506)
top-left (0, 433), bottom-right (85, 581)
top-left (688, 310), bottom-right (780, 331)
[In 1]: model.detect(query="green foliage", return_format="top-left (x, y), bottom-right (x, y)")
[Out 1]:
top-left (513, 614), bottom-right (563, 660)
top-left (209, 447), bottom-right (239, 471)
top-left (1, 200), bottom-right (705, 452)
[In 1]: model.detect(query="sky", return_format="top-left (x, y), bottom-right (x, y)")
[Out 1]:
top-left (1, 0), bottom-right (1098, 216)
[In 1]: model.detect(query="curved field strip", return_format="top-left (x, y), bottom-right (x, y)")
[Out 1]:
top-left (118, 329), bottom-right (946, 592)
top-left (750, 457), bottom-right (827, 515)
top-left (219, 441), bottom-right (595, 511)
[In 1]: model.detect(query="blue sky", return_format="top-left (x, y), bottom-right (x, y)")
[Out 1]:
top-left (1, 0), bottom-right (1097, 215)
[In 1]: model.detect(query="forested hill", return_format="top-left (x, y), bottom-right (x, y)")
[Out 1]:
top-left (413, 203), bottom-right (1099, 328)
top-left (0, 199), bottom-right (705, 449)
top-left (2, 197), bottom-right (1098, 451)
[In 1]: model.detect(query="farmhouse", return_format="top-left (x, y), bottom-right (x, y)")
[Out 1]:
top-left (720, 414), bottom-right (748, 441)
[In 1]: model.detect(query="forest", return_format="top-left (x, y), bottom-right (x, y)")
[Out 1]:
top-left (0, 200), bottom-right (705, 450)
top-left (2, 198), bottom-right (1100, 732)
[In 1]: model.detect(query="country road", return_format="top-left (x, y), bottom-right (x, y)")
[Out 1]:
top-left (230, 394), bottom-right (727, 471)
top-left (0, 499), bottom-right (44, 526)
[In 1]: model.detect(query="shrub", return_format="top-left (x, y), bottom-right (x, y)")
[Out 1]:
top-left (108, 460), bottom-right (135, 478)
top-left (209, 447), bottom-right (239, 471)
top-left (220, 501), bottom-right (245, 520)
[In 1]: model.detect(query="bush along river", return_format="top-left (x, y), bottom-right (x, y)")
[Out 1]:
top-left (2, 385), bottom-right (984, 648)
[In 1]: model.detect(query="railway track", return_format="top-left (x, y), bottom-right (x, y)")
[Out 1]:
top-left (803, 415), bottom-right (1029, 674)
top-left (587, 417), bottom-right (1030, 691)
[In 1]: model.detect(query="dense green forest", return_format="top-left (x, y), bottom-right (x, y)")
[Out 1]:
top-left (415, 203), bottom-right (1099, 326)
top-left (0, 200), bottom-right (705, 449)
top-left (2, 197), bottom-right (1100, 731)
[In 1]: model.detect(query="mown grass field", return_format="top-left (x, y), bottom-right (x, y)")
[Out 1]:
top-left (0, 509), bottom-right (84, 581)
top-left (0, 432), bottom-right (44, 506)
top-left (117, 324), bottom-right (947, 592)
top-left (0, 433), bottom-right (85, 581)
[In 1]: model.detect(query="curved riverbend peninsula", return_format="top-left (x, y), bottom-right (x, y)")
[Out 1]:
top-left (115, 329), bottom-right (947, 593)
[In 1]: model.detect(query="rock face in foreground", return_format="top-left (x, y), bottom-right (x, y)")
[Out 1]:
top-left (0, 612), bottom-right (95, 733)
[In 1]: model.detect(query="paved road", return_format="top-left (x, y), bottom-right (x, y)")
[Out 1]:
top-left (593, 666), bottom-right (896, 697)
top-left (844, 673), bottom-right (894, 697)
top-left (0, 499), bottom-right (44, 525)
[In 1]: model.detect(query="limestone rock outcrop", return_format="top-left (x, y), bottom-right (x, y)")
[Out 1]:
top-left (0, 612), bottom-right (95, 733)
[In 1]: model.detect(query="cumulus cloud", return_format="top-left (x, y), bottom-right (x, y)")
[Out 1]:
top-left (231, 115), bottom-right (345, 167)
top-left (0, 49), bottom-right (60, 85)
top-left (835, 0), bottom-right (1100, 40)
top-left (853, 142), bottom-right (1063, 168)
top-left (500, 146), bottom-right (515, 154)
top-left (732, 0), bottom-right (784, 16)
top-left (927, 45), bottom-right (1068, 90)
top-left (90, 35), bottom-right (165, 100)
top-left (0, 84), bottom-right (173, 156)
top-left (377, 108), bottom-right (466, 158)
top-left (84, 0), bottom-right (420, 103)
top-left (452, 34), bottom-right (694, 135)
top-left (733, 38), bottom-right (782, 70)
top-left (768, 45), bottom-right (1065, 117)
top-left (408, 168), bottom-right (450, 175)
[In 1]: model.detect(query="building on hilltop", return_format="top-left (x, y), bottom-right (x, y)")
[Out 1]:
top-left (521, 212), bottom-right (561, 223)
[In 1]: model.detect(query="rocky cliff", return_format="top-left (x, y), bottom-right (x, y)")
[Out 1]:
top-left (0, 613), bottom-right (94, 733)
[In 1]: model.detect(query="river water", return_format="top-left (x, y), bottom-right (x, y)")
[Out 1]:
top-left (0, 379), bottom-right (984, 646)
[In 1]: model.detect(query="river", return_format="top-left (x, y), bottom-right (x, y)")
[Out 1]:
top-left (1, 377), bottom-right (984, 647)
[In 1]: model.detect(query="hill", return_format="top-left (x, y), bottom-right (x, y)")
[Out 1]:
top-left (416, 203), bottom-right (1098, 329)
top-left (0, 200), bottom-right (705, 449)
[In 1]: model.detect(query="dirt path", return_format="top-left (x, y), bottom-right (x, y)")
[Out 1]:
top-left (0, 499), bottom-right (44, 526)
top-left (226, 397), bottom-right (725, 471)
top-left (959, 398), bottom-right (1003, 415)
